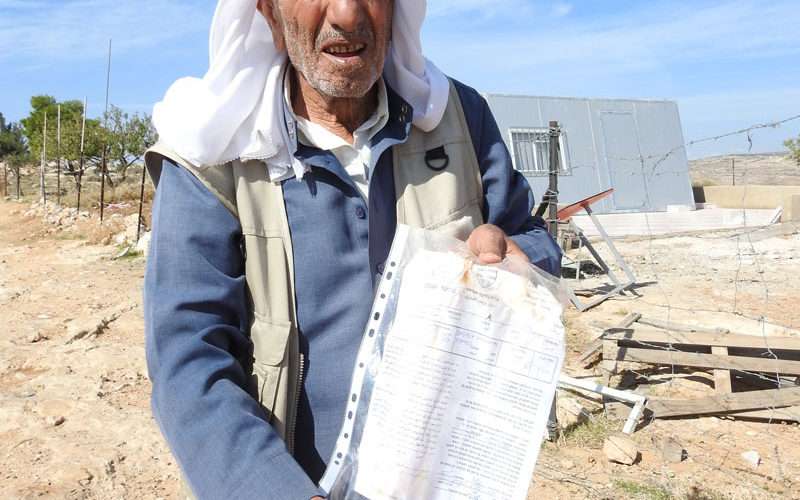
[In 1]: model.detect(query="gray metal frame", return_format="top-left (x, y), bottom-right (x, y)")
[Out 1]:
top-left (565, 204), bottom-right (637, 311)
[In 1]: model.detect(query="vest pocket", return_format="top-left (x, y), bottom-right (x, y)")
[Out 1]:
top-left (424, 199), bottom-right (484, 241)
top-left (249, 313), bottom-right (291, 420)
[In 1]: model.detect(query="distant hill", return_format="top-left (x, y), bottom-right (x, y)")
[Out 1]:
top-left (689, 153), bottom-right (799, 186)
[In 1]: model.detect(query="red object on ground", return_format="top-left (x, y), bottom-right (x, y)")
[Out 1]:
top-left (556, 189), bottom-right (614, 222)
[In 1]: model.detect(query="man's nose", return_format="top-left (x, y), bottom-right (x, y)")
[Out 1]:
top-left (326, 0), bottom-right (366, 33)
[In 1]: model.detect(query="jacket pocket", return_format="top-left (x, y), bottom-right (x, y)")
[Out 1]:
top-left (249, 313), bottom-right (291, 420)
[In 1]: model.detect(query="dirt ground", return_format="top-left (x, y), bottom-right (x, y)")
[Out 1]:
top-left (1, 157), bottom-right (799, 498)
top-left (689, 153), bottom-right (800, 187)
top-left (533, 222), bottom-right (800, 499)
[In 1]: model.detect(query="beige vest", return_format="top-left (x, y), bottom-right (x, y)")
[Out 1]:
top-left (144, 79), bottom-right (482, 456)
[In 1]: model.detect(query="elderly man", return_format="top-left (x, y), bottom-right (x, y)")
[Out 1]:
top-left (143, 0), bottom-right (561, 498)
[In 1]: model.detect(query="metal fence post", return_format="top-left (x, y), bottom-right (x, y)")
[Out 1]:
top-left (547, 121), bottom-right (560, 238)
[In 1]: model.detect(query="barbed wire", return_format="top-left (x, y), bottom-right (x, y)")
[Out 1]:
top-left (546, 112), bottom-right (800, 497)
top-left (6, 105), bottom-right (800, 498)
top-left (512, 112), bottom-right (800, 183)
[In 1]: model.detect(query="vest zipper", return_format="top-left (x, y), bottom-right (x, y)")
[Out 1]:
top-left (288, 352), bottom-right (305, 456)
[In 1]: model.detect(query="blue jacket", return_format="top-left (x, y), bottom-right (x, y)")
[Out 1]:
top-left (144, 79), bottom-right (561, 499)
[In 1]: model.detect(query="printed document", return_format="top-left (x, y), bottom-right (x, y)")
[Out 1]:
top-left (350, 249), bottom-right (565, 499)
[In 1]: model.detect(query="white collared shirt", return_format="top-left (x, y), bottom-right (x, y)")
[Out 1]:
top-left (284, 75), bottom-right (390, 201)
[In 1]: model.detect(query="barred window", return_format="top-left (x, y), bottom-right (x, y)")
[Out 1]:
top-left (509, 128), bottom-right (569, 174)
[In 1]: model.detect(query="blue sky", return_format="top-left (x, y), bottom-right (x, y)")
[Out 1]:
top-left (1, 0), bottom-right (798, 159)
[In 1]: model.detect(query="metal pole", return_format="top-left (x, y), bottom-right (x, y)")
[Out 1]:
top-left (41, 112), bottom-right (47, 206)
top-left (77, 97), bottom-right (87, 212)
top-left (136, 160), bottom-right (147, 243)
top-left (558, 374), bottom-right (647, 435)
top-left (57, 105), bottom-right (61, 206)
top-left (547, 120), bottom-right (560, 238)
top-left (100, 38), bottom-right (112, 222)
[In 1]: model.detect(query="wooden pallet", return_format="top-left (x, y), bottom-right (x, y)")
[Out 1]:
top-left (601, 317), bottom-right (800, 422)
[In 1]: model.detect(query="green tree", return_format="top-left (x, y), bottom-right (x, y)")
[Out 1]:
top-left (103, 105), bottom-right (158, 182)
top-left (785, 136), bottom-right (800, 165)
top-left (0, 112), bottom-right (31, 198)
top-left (20, 95), bottom-right (103, 186)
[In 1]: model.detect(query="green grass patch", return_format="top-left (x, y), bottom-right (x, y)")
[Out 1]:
top-left (53, 231), bottom-right (87, 241)
top-left (561, 413), bottom-right (623, 449)
top-left (613, 479), bottom-right (672, 500)
top-left (113, 245), bottom-right (142, 260)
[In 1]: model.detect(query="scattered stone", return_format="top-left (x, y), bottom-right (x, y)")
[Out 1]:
top-left (603, 435), bottom-right (639, 465)
top-left (53, 416), bottom-right (66, 426)
top-left (741, 450), bottom-right (761, 467)
top-left (135, 231), bottom-right (151, 257)
top-left (77, 469), bottom-right (94, 486)
top-left (559, 458), bottom-right (576, 470)
top-left (113, 245), bottom-right (133, 260)
top-left (37, 314), bottom-right (51, 319)
top-left (28, 332), bottom-right (49, 343)
top-left (745, 431), bottom-right (758, 437)
top-left (661, 436), bottom-right (685, 463)
top-left (556, 396), bottom-right (591, 430)
top-left (64, 305), bottom-right (135, 344)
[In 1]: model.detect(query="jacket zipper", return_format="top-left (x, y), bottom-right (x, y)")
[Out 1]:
top-left (288, 352), bottom-right (305, 456)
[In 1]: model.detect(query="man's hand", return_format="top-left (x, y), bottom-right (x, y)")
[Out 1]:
top-left (465, 224), bottom-right (529, 264)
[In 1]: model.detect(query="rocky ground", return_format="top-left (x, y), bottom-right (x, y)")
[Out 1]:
top-left (0, 200), bottom-right (173, 498)
top-left (535, 222), bottom-right (800, 499)
top-left (689, 153), bottom-right (800, 186)
top-left (1, 154), bottom-right (799, 499)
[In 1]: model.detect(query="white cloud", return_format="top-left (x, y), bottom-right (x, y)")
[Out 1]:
top-left (424, 0), bottom-right (800, 80)
top-left (426, 0), bottom-right (534, 20)
top-left (422, 0), bottom-right (800, 157)
top-left (0, 0), bottom-right (214, 63)
top-left (553, 2), bottom-right (572, 18)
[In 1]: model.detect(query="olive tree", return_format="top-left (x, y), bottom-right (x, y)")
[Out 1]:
top-left (104, 105), bottom-right (158, 183)
top-left (785, 136), bottom-right (800, 165)
top-left (0, 113), bottom-right (30, 198)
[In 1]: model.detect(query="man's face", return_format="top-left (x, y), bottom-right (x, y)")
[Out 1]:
top-left (260, 0), bottom-right (393, 99)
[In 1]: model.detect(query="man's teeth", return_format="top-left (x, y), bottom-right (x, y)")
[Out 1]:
top-left (326, 43), bottom-right (365, 54)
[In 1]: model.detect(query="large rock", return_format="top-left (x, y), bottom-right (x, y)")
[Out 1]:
top-left (661, 436), bottom-right (685, 463)
top-left (741, 450), bottom-right (760, 468)
top-left (603, 435), bottom-right (639, 465)
top-left (556, 396), bottom-right (590, 430)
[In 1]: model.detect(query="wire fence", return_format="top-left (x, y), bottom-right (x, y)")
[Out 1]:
top-left (538, 113), bottom-right (800, 499)
top-left (2, 112), bottom-right (799, 499)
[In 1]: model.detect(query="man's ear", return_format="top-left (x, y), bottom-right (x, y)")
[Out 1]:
top-left (257, 0), bottom-right (286, 51)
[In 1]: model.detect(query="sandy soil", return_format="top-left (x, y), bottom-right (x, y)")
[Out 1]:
top-left (532, 223), bottom-right (800, 499)
top-left (0, 201), bottom-right (177, 499)
top-left (2, 188), bottom-right (799, 499)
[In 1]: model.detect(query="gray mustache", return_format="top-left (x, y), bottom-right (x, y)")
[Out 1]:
top-left (315, 26), bottom-right (375, 48)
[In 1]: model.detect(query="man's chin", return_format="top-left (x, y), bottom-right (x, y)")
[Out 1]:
top-left (305, 71), bottom-right (381, 101)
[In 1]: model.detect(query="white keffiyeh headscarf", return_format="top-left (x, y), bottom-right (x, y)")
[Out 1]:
top-left (152, 0), bottom-right (448, 181)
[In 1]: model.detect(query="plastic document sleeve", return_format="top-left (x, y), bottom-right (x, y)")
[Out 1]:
top-left (320, 224), bottom-right (567, 500)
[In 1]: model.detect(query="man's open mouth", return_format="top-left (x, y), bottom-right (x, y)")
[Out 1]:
top-left (324, 43), bottom-right (366, 57)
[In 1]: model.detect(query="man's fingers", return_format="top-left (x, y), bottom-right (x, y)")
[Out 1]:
top-left (465, 224), bottom-right (529, 264)
top-left (474, 227), bottom-right (505, 263)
